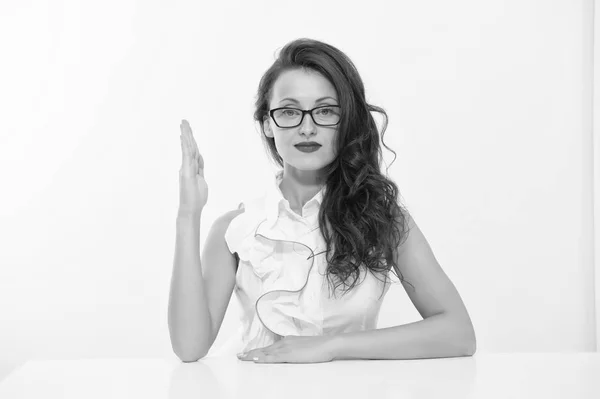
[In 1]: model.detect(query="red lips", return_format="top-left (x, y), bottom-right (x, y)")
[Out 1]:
top-left (295, 142), bottom-right (321, 147)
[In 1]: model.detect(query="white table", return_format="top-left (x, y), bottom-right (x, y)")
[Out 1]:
top-left (0, 353), bottom-right (598, 398)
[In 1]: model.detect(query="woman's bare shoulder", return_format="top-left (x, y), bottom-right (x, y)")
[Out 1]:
top-left (215, 203), bottom-right (245, 231)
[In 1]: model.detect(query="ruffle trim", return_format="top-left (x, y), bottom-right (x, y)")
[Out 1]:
top-left (236, 217), bottom-right (324, 338)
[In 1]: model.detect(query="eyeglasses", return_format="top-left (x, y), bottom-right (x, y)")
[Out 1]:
top-left (269, 105), bottom-right (341, 128)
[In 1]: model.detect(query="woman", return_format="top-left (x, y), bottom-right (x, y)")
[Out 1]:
top-left (169, 38), bottom-right (476, 364)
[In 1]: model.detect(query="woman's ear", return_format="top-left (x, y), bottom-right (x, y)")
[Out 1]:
top-left (263, 116), bottom-right (274, 138)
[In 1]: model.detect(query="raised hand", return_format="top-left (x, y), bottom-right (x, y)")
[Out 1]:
top-left (179, 119), bottom-right (208, 215)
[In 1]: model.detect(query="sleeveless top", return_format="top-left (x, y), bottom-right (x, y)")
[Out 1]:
top-left (221, 170), bottom-right (392, 354)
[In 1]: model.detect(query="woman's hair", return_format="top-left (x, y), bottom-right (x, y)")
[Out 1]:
top-left (253, 38), bottom-right (414, 300)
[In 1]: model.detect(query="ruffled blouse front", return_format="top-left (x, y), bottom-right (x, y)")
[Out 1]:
top-left (222, 170), bottom-right (391, 354)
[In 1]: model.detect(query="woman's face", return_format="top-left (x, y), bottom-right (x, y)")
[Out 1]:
top-left (264, 68), bottom-right (339, 172)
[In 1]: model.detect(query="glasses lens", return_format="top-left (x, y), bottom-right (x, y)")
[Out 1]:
top-left (313, 106), bottom-right (340, 125)
top-left (273, 108), bottom-right (302, 127)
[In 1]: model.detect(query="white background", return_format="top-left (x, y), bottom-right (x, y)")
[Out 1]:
top-left (0, 0), bottom-right (595, 382)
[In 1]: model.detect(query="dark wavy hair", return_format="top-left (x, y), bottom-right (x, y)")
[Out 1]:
top-left (253, 38), bottom-right (414, 300)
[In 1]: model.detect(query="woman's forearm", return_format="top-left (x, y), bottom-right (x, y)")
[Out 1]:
top-left (168, 210), bottom-right (212, 361)
top-left (329, 312), bottom-right (476, 361)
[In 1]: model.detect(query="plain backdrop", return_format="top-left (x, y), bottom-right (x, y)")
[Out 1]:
top-left (0, 0), bottom-right (596, 382)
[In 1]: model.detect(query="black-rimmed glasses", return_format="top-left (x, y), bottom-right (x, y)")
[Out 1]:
top-left (269, 105), bottom-right (341, 128)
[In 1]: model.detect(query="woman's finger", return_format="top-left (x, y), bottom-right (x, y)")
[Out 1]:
top-left (183, 120), bottom-right (199, 157)
top-left (180, 125), bottom-right (193, 163)
top-left (188, 126), bottom-right (199, 155)
top-left (184, 124), bottom-right (195, 155)
top-left (184, 128), bottom-right (194, 158)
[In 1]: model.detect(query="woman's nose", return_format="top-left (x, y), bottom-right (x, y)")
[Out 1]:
top-left (299, 112), bottom-right (317, 132)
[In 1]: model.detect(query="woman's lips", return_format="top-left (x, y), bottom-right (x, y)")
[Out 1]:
top-left (295, 145), bottom-right (321, 153)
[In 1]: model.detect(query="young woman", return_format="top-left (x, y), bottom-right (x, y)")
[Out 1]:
top-left (169, 38), bottom-right (476, 364)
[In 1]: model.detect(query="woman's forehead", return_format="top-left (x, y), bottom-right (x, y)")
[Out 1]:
top-left (272, 69), bottom-right (337, 102)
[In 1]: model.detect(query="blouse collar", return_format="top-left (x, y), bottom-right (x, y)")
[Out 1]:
top-left (264, 170), bottom-right (327, 229)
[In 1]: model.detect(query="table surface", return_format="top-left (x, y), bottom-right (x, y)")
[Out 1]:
top-left (0, 353), bottom-right (599, 399)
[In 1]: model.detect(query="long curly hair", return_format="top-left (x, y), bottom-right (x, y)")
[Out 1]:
top-left (253, 38), bottom-right (414, 300)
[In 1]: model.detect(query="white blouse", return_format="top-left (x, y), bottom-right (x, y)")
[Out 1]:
top-left (220, 170), bottom-right (391, 354)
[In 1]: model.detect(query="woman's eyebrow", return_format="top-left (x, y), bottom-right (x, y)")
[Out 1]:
top-left (279, 96), bottom-right (338, 104)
